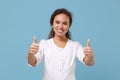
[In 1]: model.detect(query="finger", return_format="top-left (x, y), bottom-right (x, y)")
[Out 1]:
top-left (84, 52), bottom-right (90, 56)
top-left (84, 51), bottom-right (92, 56)
top-left (84, 50), bottom-right (92, 53)
top-left (30, 45), bottom-right (39, 50)
top-left (84, 48), bottom-right (92, 53)
top-left (84, 47), bottom-right (91, 50)
top-left (84, 51), bottom-right (94, 57)
top-left (30, 48), bottom-right (38, 53)
top-left (30, 46), bottom-right (39, 50)
top-left (87, 39), bottom-right (90, 47)
top-left (33, 36), bottom-right (37, 43)
top-left (31, 43), bottom-right (39, 47)
top-left (29, 51), bottom-right (36, 54)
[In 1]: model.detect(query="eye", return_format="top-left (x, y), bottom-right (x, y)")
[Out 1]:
top-left (63, 22), bottom-right (67, 25)
top-left (55, 21), bottom-right (60, 24)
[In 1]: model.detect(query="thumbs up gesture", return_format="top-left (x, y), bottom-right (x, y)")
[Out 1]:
top-left (28, 36), bottom-right (39, 55)
top-left (84, 39), bottom-right (94, 66)
top-left (84, 39), bottom-right (93, 56)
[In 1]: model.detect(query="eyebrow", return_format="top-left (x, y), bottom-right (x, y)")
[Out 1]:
top-left (55, 20), bottom-right (69, 22)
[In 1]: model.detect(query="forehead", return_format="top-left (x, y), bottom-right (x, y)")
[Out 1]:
top-left (54, 13), bottom-right (70, 21)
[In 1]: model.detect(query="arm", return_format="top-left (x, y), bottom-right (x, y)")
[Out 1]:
top-left (28, 52), bottom-right (37, 66)
top-left (83, 51), bottom-right (94, 66)
top-left (83, 39), bottom-right (94, 66)
top-left (27, 36), bottom-right (39, 66)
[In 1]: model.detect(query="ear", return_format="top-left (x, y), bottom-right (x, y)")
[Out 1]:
top-left (51, 25), bottom-right (54, 28)
top-left (51, 28), bottom-right (55, 33)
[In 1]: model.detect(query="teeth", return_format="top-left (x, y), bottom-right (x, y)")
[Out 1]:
top-left (58, 29), bottom-right (63, 33)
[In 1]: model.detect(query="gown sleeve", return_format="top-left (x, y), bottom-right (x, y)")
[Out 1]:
top-left (76, 42), bottom-right (85, 64)
top-left (34, 40), bottom-right (45, 66)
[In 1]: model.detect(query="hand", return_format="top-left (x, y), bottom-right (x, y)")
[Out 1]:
top-left (84, 39), bottom-right (94, 58)
top-left (28, 36), bottom-right (39, 55)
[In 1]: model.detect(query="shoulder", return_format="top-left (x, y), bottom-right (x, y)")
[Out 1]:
top-left (68, 39), bottom-right (83, 48)
top-left (39, 38), bottom-right (52, 46)
top-left (69, 39), bottom-right (81, 45)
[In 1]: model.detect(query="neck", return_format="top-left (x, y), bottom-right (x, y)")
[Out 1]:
top-left (53, 35), bottom-right (68, 42)
top-left (53, 35), bottom-right (68, 48)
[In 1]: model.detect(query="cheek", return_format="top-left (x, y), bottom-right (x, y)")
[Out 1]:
top-left (64, 26), bottom-right (70, 31)
top-left (52, 23), bottom-right (57, 28)
top-left (52, 25), bottom-right (57, 32)
top-left (52, 25), bottom-right (56, 29)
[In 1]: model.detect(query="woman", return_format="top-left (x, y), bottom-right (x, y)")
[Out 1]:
top-left (28, 8), bottom-right (94, 80)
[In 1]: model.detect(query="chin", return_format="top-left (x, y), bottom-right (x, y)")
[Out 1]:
top-left (56, 33), bottom-right (65, 37)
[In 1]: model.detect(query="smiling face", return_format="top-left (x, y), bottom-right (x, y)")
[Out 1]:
top-left (52, 13), bottom-right (70, 38)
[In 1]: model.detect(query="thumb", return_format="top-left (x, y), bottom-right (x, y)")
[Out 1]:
top-left (33, 36), bottom-right (37, 43)
top-left (87, 39), bottom-right (90, 47)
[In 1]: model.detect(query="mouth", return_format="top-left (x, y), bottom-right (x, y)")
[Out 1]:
top-left (57, 29), bottom-right (64, 33)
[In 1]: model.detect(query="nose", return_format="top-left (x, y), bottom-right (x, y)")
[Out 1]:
top-left (59, 23), bottom-right (63, 28)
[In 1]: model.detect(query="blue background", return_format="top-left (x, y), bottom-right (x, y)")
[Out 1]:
top-left (0, 0), bottom-right (120, 80)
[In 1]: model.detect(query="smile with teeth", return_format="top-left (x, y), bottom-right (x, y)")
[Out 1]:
top-left (57, 29), bottom-right (64, 33)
